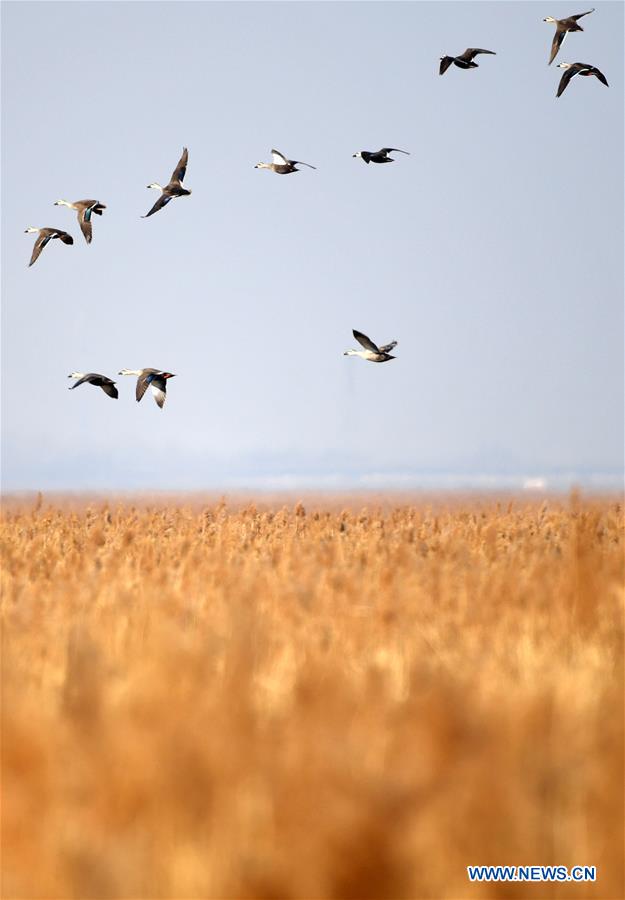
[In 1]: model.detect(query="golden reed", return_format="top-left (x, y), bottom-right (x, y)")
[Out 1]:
top-left (2, 495), bottom-right (623, 899)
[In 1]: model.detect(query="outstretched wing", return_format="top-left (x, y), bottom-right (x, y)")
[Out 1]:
top-left (378, 340), bottom-right (398, 353)
top-left (380, 148), bottom-right (410, 155)
top-left (101, 381), bottom-right (119, 399)
top-left (142, 194), bottom-right (172, 218)
top-left (292, 160), bottom-right (316, 170)
top-left (150, 378), bottom-right (167, 408)
top-left (591, 66), bottom-right (609, 87)
top-left (136, 373), bottom-right (151, 402)
top-left (571, 8), bottom-right (595, 21)
top-left (69, 374), bottom-right (94, 389)
top-left (439, 56), bottom-right (454, 75)
top-left (556, 65), bottom-right (581, 97)
top-left (56, 230), bottom-right (74, 245)
top-left (29, 233), bottom-right (51, 267)
top-left (353, 330), bottom-right (380, 353)
top-left (271, 149), bottom-right (289, 165)
top-left (171, 147), bottom-right (188, 184)
top-left (78, 208), bottom-right (92, 243)
top-left (465, 48), bottom-right (496, 60)
top-left (548, 29), bottom-right (566, 65)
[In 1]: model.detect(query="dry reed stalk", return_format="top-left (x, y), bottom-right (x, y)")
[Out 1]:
top-left (1, 496), bottom-right (623, 899)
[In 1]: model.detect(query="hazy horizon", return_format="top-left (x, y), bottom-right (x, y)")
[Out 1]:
top-left (2, 1), bottom-right (623, 492)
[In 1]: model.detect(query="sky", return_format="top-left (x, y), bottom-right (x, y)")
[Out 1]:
top-left (1, 0), bottom-right (623, 491)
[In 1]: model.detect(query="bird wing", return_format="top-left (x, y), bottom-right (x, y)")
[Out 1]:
top-left (591, 66), bottom-right (609, 86)
top-left (171, 147), bottom-right (188, 184)
top-left (465, 48), bottom-right (496, 59)
top-left (556, 65), bottom-right (581, 97)
top-left (439, 56), bottom-right (454, 75)
top-left (380, 148), bottom-right (410, 155)
top-left (69, 373), bottom-right (94, 389)
top-left (78, 208), bottom-right (92, 243)
top-left (142, 194), bottom-right (172, 218)
top-left (271, 149), bottom-right (289, 165)
top-left (136, 373), bottom-right (151, 402)
top-left (101, 382), bottom-right (119, 399)
top-left (57, 230), bottom-right (74, 245)
top-left (291, 160), bottom-right (316, 169)
top-left (150, 379), bottom-right (167, 408)
top-left (378, 340), bottom-right (398, 353)
top-left (548, 29), bottom-right (566, 65)
top-left (353, 330), bottom-right (380, 353)
top-left (571, 8), bottom-right (595, 21)
top-left (29, 233), bottom-right (51, 267)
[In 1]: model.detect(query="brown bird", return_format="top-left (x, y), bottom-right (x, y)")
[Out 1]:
top-left (118, 368), bottom-right (177, 408)
top-left (343, 330), bottom-right (397, 363)
top-left (254, 149), bottom-right (316, 175)
top-left (143, 147), bottom-right (191, 218)
top-left (54, 199), bottom-right (106, 244)
top-left (24, 226), bottom-right (73, 267)
top-left (556, 61), bottom-right (608, 97)
top-left (439, 48), bottom-right (496, 75)
top-left (353, 148), bottom-right (410, 164)
top-left (68, 373), bottom-right (118, 399)
top-left (543, 9), bottom-right (595, 65)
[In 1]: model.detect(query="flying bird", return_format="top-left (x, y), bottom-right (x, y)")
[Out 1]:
top-left (556, 61), bottom-right (608, 96)
top-left (24, 227), bottom-right (73, 267)
top-left (343, 330), bottom-right (397, 363)
top-left (439, 48), bottom-right (496, 75)
top-left (142, 147), bottom-right (191, 218)
top-left (543, 9), bottom-right (595, 65)
top-left (353, 148), bottom-right (410, 164)
top-left (54, 199), bottom-right (106, 244)
top-left (254, 149), bottom-right (316, 175)
top-left (118, 368), bottom-right (176, 408)
top-left (68, 373), bottom-right (118, 399)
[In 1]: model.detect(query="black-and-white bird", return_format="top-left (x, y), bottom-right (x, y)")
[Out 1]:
top-left (118, 368), bottom-right (176, 408)
top-left (556, 61), bottom-right (608, 97)
top-left (343, 330), bottom-right (397, 363)
top-left (24, 227), bottom-right (74, 267)
top-left (439, 48), bottom-right (496, 75)
top-left (68, 373), bottom-right (118, 399)
top-left (142, 148), bottom-right (191, 218)
top-left (54, 199), bottom-right (107, 244)
top-left (353, 148), bottom-right (410, 165)
top-left (254, 149), bottom-right (316, 175)
top-left (543, 9), bottom-right (595, 65)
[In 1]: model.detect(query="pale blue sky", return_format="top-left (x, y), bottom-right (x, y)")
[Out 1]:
top-left (1, 1), bottom-right (623, 490)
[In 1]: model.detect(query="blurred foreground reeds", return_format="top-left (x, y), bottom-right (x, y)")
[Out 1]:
top-left (1, 496), bottom-right (623, 899)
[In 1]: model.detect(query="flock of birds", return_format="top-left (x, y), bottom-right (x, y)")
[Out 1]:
top-left (24, 8), bottom-right (610, 409)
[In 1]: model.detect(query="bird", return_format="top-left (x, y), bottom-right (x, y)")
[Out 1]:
top-left (118, 369), bottom-right (176, 408)
top-left (556, 61), bottom-right (608, 97)
top-left (543, 9), bottom-right (595, 65)
top-left (439, 48), bottom-right (496, 75)
top-left (68, 372), bottom-right (118, 399)
top-left (353, 148), bottom-right (410, 165)
top-left (24, 227), bottom-right (74, 267)
top-left (142, 147), bottom-right (191, 218)
top-left (254, 149), bottom-right (316, 175)
top-left (53, 199), bottom-right (106, 244)
top-left (343, 330), bottom-right (397, 363)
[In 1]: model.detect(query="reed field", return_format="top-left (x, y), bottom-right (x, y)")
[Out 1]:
top-left (1, 494), bottom-right (623, 900)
